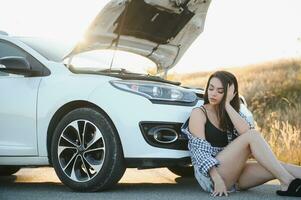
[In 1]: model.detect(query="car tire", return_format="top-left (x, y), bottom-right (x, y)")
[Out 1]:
top-left (0, 166), bottom-right (21, 176)
top-left (51, 107), bottom-right (125, 191)
top-left (168, 166), bottom-right (194, 177)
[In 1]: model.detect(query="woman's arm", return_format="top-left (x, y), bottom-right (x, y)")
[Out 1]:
top-left (188, 137), bottom-right (227, 196)
top-left (225, 103), bottom-right (250, 134)
top-left (188, 108), bottom-right (227, 195)
top-left (209, 167), bottom-right (228, 196)
top-left (188, 108), bottom-right (206, 139)
top-left (225, 84), bottom-right (250, 134)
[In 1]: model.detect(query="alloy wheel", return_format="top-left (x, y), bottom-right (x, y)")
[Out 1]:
top-left (57, 120), bottom-right (105, 182)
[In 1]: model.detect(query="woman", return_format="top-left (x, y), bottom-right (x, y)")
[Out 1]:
top-left (182, 71), bottom-right (301, 197)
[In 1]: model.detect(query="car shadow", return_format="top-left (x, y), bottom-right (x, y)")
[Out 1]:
top-left (0, 175), bottom-right (294, 200)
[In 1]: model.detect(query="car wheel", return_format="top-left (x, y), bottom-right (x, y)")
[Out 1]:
top-left (51, 107), bottom-right (125, 191)
top-left (0, 166), bottom-right (21, 176)
top-left (168, 166), bottom-right (194, 177)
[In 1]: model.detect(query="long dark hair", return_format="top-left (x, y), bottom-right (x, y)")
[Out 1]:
top-left (203, 71), bottom-right (240, 132)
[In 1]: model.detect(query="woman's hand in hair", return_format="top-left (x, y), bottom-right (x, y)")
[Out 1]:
top-left (225, 83), bottom-right (236, 105)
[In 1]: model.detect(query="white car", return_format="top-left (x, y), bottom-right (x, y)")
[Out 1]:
top-left (0, 0), bottom-right (254, 191)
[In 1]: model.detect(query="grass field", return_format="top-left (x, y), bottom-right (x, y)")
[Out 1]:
top-left (171, 58), bottom-right (301, 164)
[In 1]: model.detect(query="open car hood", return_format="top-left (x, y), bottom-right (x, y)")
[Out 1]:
top-left (67, 0), bottom-right (211, 74)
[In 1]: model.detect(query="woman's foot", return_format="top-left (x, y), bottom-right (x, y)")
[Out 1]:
top-left (276, 178), bottom-right (301, 197)
top-left (280, 183), bottom-right (288, 191)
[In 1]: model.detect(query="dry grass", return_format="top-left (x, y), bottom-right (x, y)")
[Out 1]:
top-left (170, 58), bottom-right (301, 164)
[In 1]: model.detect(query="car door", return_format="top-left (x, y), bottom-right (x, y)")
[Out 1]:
top-left (0, 40), bottom-right (45, 156)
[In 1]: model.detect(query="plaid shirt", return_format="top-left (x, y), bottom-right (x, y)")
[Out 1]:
top-left (181, 111), bottom-right (255, 177)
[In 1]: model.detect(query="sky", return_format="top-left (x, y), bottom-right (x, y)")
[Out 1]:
top-left (1, 0), bottom-right (301, 73)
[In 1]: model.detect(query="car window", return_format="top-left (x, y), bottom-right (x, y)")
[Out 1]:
top-left (0, 41), bottom-right (27, 57)
top-left (0, 40), bottom-right (50, 77)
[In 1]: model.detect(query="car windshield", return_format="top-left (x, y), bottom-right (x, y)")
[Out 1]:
top-left (18, 37), bottom-right (157, 75)
top-left (67, 49), bottom-right (157, 75)
top-left (18, 37), bottom-right (74, 62)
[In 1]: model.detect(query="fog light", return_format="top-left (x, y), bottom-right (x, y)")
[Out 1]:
top-left (151, 127), bottom-right (178, 144)
top-left (139, 121), bottom-right (188, 150)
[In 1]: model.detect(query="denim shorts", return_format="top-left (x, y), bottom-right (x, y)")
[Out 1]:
top-left (194, 166), bottom-right (239, 193)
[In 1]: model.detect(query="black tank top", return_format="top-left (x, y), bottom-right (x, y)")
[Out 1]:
top-left (199, 106), bottom-right (229, 148)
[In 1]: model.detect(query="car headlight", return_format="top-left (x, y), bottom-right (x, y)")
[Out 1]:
top-left (110, 80), bottom-right (197, 104)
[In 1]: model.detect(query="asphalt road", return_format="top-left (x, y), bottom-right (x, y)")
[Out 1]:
top-left (0, 167), bottom-right (298, 200)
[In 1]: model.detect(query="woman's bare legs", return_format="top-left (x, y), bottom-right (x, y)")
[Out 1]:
top-left (215, 129), bottom-right (295, 191)
top-left (236, 161), bottom-right (301, 190)
top-left (281, 162), bottom-right (301, 179)
top-left (237, 161), bottom-right (274, 189)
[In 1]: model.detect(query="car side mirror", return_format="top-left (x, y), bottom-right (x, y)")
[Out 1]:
top-left (0, 56), bottom-right (33, 76)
